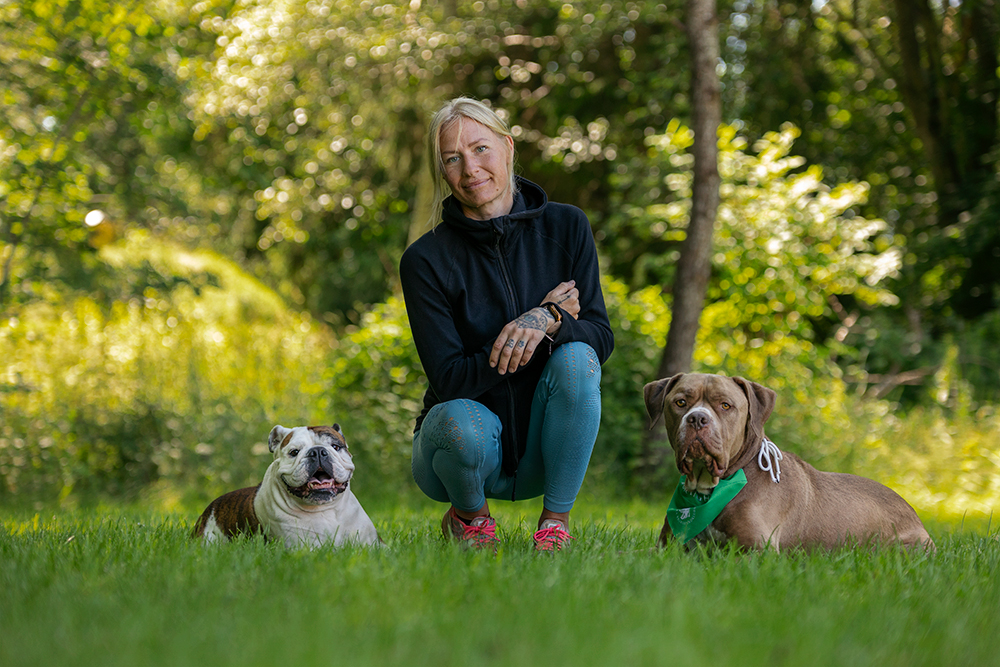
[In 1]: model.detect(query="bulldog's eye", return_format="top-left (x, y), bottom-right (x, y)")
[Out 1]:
top-left (674, 398), bottom-right (687, 408)
top-left (288, 448), bottom-right (300, 457)
top-left (332, 444), bottom-right (344, 451)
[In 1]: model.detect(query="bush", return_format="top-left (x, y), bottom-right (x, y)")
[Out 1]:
top-left (0, 232), bottom-right (335, 503)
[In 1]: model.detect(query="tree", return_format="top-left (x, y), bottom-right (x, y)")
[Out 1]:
top-left (656, 0), bottom-right (722, 379)
top-left (886, 0), bottom-right (999, 319)
top-left (721, 0), bottom-right (1000, 400)
top-left (0, 0), bottom-right (230, 311)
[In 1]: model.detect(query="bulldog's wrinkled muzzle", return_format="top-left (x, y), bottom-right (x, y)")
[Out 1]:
top-left (286, 447), bottom-right (349, 501)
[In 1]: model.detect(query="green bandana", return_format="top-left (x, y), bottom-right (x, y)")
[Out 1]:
top-left (667, 469), bottom-right (748, 544)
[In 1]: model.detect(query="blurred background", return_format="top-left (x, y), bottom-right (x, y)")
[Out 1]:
top-left (1, 0), bottom-right (998, 518)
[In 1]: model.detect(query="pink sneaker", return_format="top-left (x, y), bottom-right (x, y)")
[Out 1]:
top-left (441, 507), bottom-right (500, 550)
top-left (533, 519), bottom-right (574, 552)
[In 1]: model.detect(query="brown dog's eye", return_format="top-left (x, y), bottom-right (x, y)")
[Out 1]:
top-left (720, 402), bottom-right (731, 410)
top-left (674, 398), bottom-right (687, 408)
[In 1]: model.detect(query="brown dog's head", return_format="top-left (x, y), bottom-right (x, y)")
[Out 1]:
top-left (643, 373), bottom-right (776, 494)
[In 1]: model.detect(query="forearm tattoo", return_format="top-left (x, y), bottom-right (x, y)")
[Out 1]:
top-left (514, 308), bottom-right (549, 332)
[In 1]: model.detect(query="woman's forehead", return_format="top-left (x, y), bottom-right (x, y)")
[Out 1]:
top-left (440, 117), bottom-right (495, 149)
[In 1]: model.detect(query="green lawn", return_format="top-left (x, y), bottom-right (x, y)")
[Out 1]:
top-left (2, 497), bottom-right (997, 667)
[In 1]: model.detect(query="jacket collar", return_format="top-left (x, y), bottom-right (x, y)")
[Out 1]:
top-left (440, 177), bottom-right (548, 247)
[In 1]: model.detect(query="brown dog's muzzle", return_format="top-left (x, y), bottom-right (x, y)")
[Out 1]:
top-left (676, 407), bottom-right (727, 479)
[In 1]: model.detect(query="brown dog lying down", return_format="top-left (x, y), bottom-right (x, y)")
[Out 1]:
top-left (644, 373), bottom-right (934, 551)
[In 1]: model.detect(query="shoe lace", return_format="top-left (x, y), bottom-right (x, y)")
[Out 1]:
top-left (533, 524), bottom-right (574, 551)
top-left (462, 518), bottom-right (498, 546)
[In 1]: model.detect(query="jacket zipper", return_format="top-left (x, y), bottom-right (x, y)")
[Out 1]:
top-left (494, 222), bottom-right (521, 496)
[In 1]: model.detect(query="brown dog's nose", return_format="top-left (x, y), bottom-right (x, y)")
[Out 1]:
top-left (686, 412), bottom-right (709, 430)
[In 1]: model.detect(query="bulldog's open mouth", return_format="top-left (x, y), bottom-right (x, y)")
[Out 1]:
top-left (286, 470), bottom-right (349, 500)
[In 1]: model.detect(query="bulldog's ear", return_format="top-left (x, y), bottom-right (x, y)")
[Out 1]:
top-left (731, 377), bottom-right (776, 447)
top-left (330, 423), bottom-right (349, 452)
top-left (643, 374), bottom-right (685, 429)
top-left (268, 425), bottom-right (292, 453)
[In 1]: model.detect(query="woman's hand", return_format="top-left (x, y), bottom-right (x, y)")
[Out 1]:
top-left (489, 280), bottom-right (579, 375)
top-left (541, 280), bottom-right (580, 321)
top-left (489, 307), bottom-right (552, 375)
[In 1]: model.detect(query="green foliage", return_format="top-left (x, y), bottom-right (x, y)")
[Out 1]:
top-left (0, 0), bottom-right (223, 305)
top-left (3, 0), bottom-right (997, 409)
top-left (723, 0), bottom-right (1000, 396)
top-left (322, 298), bottom-right (426, 480)
top-left (185, 0), bottom-right (688, 320)
top-left (0, 231), bottom-right (332, 500)
top-left (1, 0), bottom-right (998, 508)
top-left (3, 215), bottom-right (999, 519)
top-left (620, 120), bottom-right (899, 349)
top-left (0, 230), bottom-right (433, 503)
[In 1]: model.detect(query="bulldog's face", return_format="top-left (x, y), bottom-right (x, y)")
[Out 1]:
top-left (267, 424), bottom-right (355, 505)
top-left (644, 373), bottom-right (774, 496)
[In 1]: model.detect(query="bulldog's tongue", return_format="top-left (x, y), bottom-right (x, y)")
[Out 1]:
top-left (307, 478), bottom-right (335, 490)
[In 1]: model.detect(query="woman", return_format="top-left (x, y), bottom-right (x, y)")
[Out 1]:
top-left (399, 97), bottom-right (614, 551)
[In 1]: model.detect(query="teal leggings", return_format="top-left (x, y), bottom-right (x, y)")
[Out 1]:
top-left (411, 342), bottom-right (602, 514)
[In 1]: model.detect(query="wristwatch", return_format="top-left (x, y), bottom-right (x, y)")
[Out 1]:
top-left (541, 302), bottom-right (562, 323)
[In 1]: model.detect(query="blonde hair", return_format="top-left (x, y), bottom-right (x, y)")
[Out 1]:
top-left (425, 97), bottom-right (517, 228)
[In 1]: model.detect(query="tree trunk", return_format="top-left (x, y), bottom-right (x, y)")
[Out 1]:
top-left (637, 0), bottom-right (722, 484)
top-left (658, 0), bottom-right (721, 379)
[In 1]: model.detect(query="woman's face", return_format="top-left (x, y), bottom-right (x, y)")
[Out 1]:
top-left (439, 117), bottom-right (514, 221)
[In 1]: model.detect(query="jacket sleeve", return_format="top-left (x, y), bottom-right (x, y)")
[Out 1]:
top-left (543, 208), bottom-right (615, 364)
top-left (399, 244), bottom-right (509, 402)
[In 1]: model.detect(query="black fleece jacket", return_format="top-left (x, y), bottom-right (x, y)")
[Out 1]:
top-left (399, 177), bottom-right (614, 480)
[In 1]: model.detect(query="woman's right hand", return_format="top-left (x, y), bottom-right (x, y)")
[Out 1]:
top-left (542, 280), bottom-right (580, 320)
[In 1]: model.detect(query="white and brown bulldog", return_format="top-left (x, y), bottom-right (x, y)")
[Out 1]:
top-left (644, 373), bottom-right (934, 551)
top-left (192, 424), bottom-right (381, 549)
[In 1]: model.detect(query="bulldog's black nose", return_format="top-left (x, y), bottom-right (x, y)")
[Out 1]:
top-left (305, 447), bottom-right (329, 460)
top-left (686, 412), bottom-right (709, 429)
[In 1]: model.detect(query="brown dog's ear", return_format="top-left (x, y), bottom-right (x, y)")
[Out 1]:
top-left (730, 376), bottom-right (777, 456)
top-left (643, 374), bottom-right (685, 429)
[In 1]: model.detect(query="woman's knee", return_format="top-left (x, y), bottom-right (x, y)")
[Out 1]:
top-left (416, 399), bottom-right (501, 468)
top-left (546, 342), bottom-right (602, 391)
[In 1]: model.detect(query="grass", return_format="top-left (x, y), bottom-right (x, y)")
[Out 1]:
top-left (2, 497), bottom-right (998, 667)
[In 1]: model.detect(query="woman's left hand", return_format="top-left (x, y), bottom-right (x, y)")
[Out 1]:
top-left (489, 307), bottom-right (553, 375)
